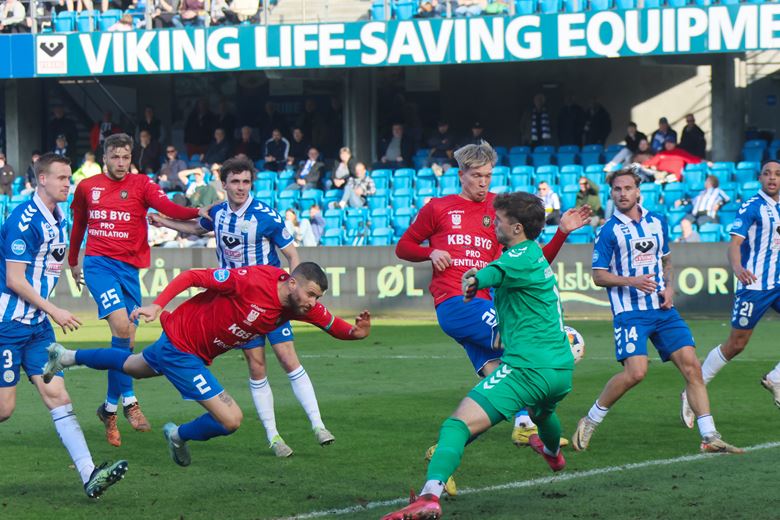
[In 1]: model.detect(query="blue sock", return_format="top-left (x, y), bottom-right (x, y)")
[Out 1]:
top-left (178, 413), bottom-right (232, 442)
top-left (108, 337), bottom-right (134, 404)
top-left (75, 348), bottom-right (132, 371)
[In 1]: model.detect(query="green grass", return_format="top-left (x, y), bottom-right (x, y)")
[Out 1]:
top-left (2, 318), bottom-right (780, 519)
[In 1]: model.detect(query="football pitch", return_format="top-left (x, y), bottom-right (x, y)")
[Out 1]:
top-left (2, 317), bottom-right (780, 519)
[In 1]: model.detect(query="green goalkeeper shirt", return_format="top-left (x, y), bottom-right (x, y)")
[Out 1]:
top-left (474, 239), bottom-right (574, 370)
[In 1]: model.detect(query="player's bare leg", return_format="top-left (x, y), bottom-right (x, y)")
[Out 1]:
top-left (164, 391), bottom-right (243, 467)
top-left (272, 341), bottom-right (335, 446)
top-left (669, 347), bottom-right (743, 454)
top-left (573, 356), bottom-right (648, 451)
top-left (0, 386), bottom-right (17, 423)
top-left (245, 347), bottom-right (292, 457)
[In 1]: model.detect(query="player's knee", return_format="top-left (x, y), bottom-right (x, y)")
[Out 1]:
top-left (221, 412), bottom-right (243, 432)
top-left (0, 404), bottom-right (15, 422)
top-left (625, 365), bottom-right (647, 385)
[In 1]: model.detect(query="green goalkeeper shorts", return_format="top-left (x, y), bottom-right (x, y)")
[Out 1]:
top-left (467, 363), bottom-right (573, 425)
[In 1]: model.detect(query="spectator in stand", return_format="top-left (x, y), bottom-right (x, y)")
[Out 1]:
top-left (286, 127), bottom-right (310, 170)
top-left (454, 0), bottom-right (484, 16)
top-left (604, 122), bottom-right (649, 170)
top-left (336, 162), bottom-right (376, 209)
top-left (132, 129), bottom-right (162, 174)
top-left (582, 101), bottom-right (611, 146)
top-left (331, 146), bottom-right (355, 190)
top-left (523, 93), bottom-right (553, 147)
top-left (679, 113), bottom-right (706, 159)
top-left (426, 120), bottom-right (456, 169)
top-left (375, 123), bottom-right (414, 169)
top-left (288, 146), bottom-right (324, 191)
top-left (102, 0), bottom-right (132, 11)
top-left (536, 181), bottom-right (561, 225)
top-left (215, 99), bottom-right (236, 141)
top-left (90, 111), bottom-right (121, 156)
top-left (52, 134), bottom-right (70, 157)
top-left (219, 0), bottom-right (261, 24)
top-left (21, 150), bottom-right (41, 195)
top-left (48, 105), bottom-right (78, 157)
top-left (108, 14), bottom-right (133, 31)
top-left (137, 105), bottom-right (162, 143)
top-left (184, 98), bottom-right (216, 157)
top-left (72, 152), bottom-right (102, 185)
top-left (296, 98), bottom-right (328, 151)
top-left (173, 0), bottom-right (209, 26)
top-left (461, 121), bottom-right (487, 146)
top-left (202, 127), bottom-right (232, 165)
top-left (0, 153), bottom-right (17, 196)
top-left (260, 101), bottom-right (286, 141)
top-left (309, 204), bottom-right (325, 245)
top-left (263, 128), bottom-right (289, 172)
top-left (152, 0), bottom-right (177, 27)
top-left (182, 166), bottom-right (221, 208)
top-left (676, 218), bottom-right (701, 243)
top-left (159, 145), bottom-right (188, 192)
top-left (0, 0), bottom-right (27, 33)
top-left (284, 209), bottom-right (317, 247)
top-left (650, 117), bottom-right (677, 153)
top-left (639, 136), bottom-right (702, 183)
top-left (678, 175), bottom-right (729, 227)
top-left (233, 125), bottom-right (262, 162)
top-left (557, 95), bottom-right (584, 147)
top-left (576, 177), bottom-right (603, 227)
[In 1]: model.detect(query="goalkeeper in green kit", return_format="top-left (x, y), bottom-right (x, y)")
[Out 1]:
top-left (381, 191), bottom-right (576, 520)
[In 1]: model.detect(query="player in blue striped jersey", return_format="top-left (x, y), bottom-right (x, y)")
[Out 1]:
top-left (150, 156), bottom-right (334, 457)
top-left (571, 168), bottom-right (741, 454)
top-left (681, 160), bottom-right (780, 420)
top-left (0, 154), bottom-right (127, 498)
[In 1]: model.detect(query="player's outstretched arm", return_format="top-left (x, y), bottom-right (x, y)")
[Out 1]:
top-left (592, 269), bottom-right (657, 294)
top-left (6, 262), bottom-right (82, 333)
top-left (542, 205), bottom-right (593, 263)
top-left (350, 310), bottom-right (371, 339)
top-left (130, 303), bottom-right (162, 323)
top-left (462, 267), bottom-right (479, 302)
top-left (148, 213), bottom-right (207, 236)
top-left (728, 235), bottom-right (757, 285)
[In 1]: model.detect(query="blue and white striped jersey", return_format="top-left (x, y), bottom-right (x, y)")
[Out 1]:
top-left (730, 190), bottom-right (780, 291)
top-left (199, 196), bottom-right (294, 268)
top-left (691, 187), bottom-right (730, 218)
top-left (592, 206), bottom-right (670, 316)
top-left (0, 193), bottom-right (68, 325)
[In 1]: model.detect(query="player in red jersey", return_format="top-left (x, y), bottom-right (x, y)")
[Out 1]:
top-left (43, 262), bottom-right (370, 467)
top-left (396, 142), bottom-right (591, 494)
top-left (69, 133), bottom-right (209, 447)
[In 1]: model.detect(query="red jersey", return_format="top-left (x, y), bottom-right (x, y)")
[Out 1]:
top-left (642, 148), bottom-right (702, 181)
top-left (398, 193), bottom-right (501, 306)
top-left (153, 266), bottom-right (357, 364)
top-left (396, 193), bottom-right (570, 307)
top-left (69, 173), bottom-right (200, 269)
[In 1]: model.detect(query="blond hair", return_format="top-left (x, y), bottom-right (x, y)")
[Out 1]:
top-left (453, 142), bottom-right (497, 171)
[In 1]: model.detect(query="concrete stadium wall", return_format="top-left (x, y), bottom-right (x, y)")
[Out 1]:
top-left (55, 244), bottom-right (740, 319)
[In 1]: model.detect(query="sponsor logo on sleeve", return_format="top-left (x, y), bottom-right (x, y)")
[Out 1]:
top-left (11, 239), bottom-right (26, 256)
top-left (214, 269), bottom-right (230, 282)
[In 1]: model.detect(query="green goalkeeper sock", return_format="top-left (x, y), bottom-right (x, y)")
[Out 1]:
top-left (535, 412), bottom-right (562, 454)
top-left (426, 417), bottom-right (471, 483)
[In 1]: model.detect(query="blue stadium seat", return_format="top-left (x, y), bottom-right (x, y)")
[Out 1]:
top-left (563, 0), bottom-right (584, 11)
top-left (414, 188), bottom-right (436, 208)
top-left (512, 184), bottom-right (534, 194)
top-left (538, 0), bottom-right (561, 13)
top-left (323, 208), bottom-right (344, 229)
top-left (584, 171), bottom-right (603, 185)
top-left (510, 172), bottom-right (533, 190)
top-left (560, 185), bottom-right (579, 210)
top-left (683, 169), bottom-right (706, 187)
top-left (367, 191), bottom-right (389, 211)
top-left (512, 165), bottom-right (535, 176)
top-left (699, 223), bottom-right (723, 243)
top-left (439, 174), bottom-right (460, 191)
top-left (320, 228), bottom-right (343, 246)
top-left (589, 0), bottom-right (612, 10)
top-left (666, 0), bottom-right (686, 6)
top-left (254, 177), bottom-right (274, 192)
top-left (662, 183), bottom-right (686, 208)
top-left (567, 226), bottom-right (594, 244)
top-left (640, 184), bottom-right (661, 209)
top-left (559, 172), bottom-right (579, 187)
top-left (277, 190), bottom-right (300, 213)
top-left (440, 186), bottom-right (459, 196)
top-left (643, 0), bottom-right (662, 6)
top-left (323, 189), bottom-right (342, 208)
top-left (693, 0), bottom-right (711, 5)
top-left (254, 190), bottom-right (275, 207)
top-left (54, 11), bottom-right (76, 32)
top-left (391, 188), bottom-right (413, 211)
top-left (666, 207), bottom-right (688, 227)
top-left (734, 168), bottom-right (757, 186)
top-left (345, 207), bottom-right (367, 234)
top-left (718, 203), bottom-right (738, 227)
top-left (508, 146), bottom-right (531, 167)
top-left (536, 164), bottom-right (559, 179)
top-left (299, 189), bottom-right (323, 212)
top-left (556, 145), bottom-right (579, 166)
top-left (415, 175), bottom-right (437, 192)
top-left (371, 169), bottom-right (392, 190)
top-left (742, 140), bottom-right (766, 163)
top-left (534, 172), bottom-right (555, 185)
top-left (540, 225), bottom-right (559, 244)
top-left (515, 0), bottom-right (536, 14)
top-left (368, 227), bottom-right (394, 246)
top-left (614, 0), bottom-right (635, 8)
top-left (580, 145), bottom-right (604, 166)
top-left (740, 181), bottom-right (761, 200)
top-left (493, 165), bottom-right (510, 176)
top-left (76, 10), bottom-right (99, 31)
top-left (490, 186), bottom-right (511, 194)
top-left (531, 146), bottom-right (555, 167)
top-left (277, 170), bottom-right (295, 188)
top-left (736, 161), bottom-right (760, 173)
top-left (392, 170), bottom-right (414, 190)
top-left (370, 208), bottom-right (392, 229)
top-left (392, 207), bottom-right (416, 237)
top-left (490, 172), bottom-right (508, 189)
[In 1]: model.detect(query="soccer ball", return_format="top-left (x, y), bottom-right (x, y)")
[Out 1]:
top-left (565, 325), bottom-right (585, 364)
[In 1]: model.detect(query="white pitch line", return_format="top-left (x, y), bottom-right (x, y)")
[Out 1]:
top-left (296, 354), bottom-right (768, 363)
top-left (276, 441), bottom-right (780, 520)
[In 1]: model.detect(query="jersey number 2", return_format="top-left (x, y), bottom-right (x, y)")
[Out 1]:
top-left (193, 374), bottom-right (212, 395)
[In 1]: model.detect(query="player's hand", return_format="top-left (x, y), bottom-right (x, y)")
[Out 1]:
top-left (198, 203), bottom-right (217, 221)
top-left (734, 265), bottom-right (757, 286)
top-left (350, 310), bottom-right (371, 339)
top-left (131, 304), bottom-right (162, 323)
top-left (429, 249), bottom-right (452, 271)
top-left (630, 274), bottom-right (657, 294)
top-left (492, 330), bottom-right (502, 350)
top-left (559, 205), bottom-right (593, 234)
top-left (69, 264), bottom-right (84, 292)
top-left (462, 267), bottom-right (478, 302)
top-left (148, 213), bottom-right (164, 227)
top-left (50, 307), bottom-right (82, 334)
top-left (659, 285), bottom-right (674, 309)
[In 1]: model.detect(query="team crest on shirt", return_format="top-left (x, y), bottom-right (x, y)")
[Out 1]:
top-left (246, 310), bottom-right (259, 322)
top-left (483, 216), bottom-right (491, 227)
top-left (91, 189), bottom-right (101, 202)
top-left (3, 370), bottom-right (13, 383)
top-left (451, 213), bottom-right (461, 226)
top-left (44, 223), bottom-right (56, 239)
top-left (120, 190), bottom-right (128, 200)
top-left (282, 229), bottom-right (292, 240)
